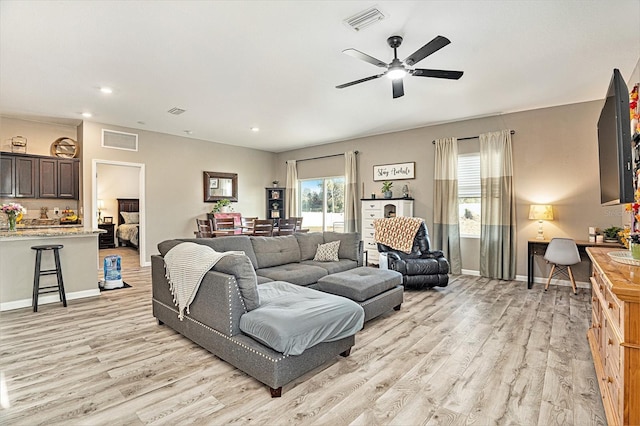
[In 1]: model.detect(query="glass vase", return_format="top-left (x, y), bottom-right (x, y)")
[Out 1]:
top-left (7, 213), bottom-right (16, 231)
top-left (631, 242), bottom-right (640, 260)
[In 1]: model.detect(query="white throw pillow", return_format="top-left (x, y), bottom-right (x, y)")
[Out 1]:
top-left (120, 212), bottom-right (139, 224)
top-left (313, 240), bottom-right (340, 262)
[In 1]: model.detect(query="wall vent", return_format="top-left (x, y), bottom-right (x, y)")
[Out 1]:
top-left (167, 107), bottom-right (186, 115)
top-left (344, 7), bottom-right (385, 31)
top-left (102, 129), bottom-right (138, 152)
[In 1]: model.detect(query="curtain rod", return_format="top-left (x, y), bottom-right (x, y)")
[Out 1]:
top-left (286, 150), bottom-right (359, 164)
top-left (431, 130), bottom-right (515, 144)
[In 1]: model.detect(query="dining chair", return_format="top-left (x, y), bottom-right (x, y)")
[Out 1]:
top-left (292, 216), bottom-right (304, 231)
top-left (277, 218), bottom-right (297, 236)
top-left (195, 218), bottom-right (214, 238)
top-left (543, 237), bottom-right (581, 294)
top-left (253, 219), bottom-right (274, 236)
top-left (241, 217), bottom-right (257, 234)
top-left (213, 217), bottom-right (236, 231)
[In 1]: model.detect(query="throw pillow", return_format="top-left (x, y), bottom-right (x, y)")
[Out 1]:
top-left (313, 240), bottom-right (340, 262)
top-left (120, 212), bottom-right (139, 224)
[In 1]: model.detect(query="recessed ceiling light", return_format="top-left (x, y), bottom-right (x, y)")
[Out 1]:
top-left (82, 112), bottom-right (92, 118)
top-left (184, 130), bottom-right (193, 135)
top-left (137, 121), bottom-right (146, 125)
top-left (250, 127), bottom-right (260, 132)
top-left (100, 87), bottom-right (113, 94)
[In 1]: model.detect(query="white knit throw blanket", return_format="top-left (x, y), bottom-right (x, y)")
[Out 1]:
top-left (164, 242), bottom-right (244, 320)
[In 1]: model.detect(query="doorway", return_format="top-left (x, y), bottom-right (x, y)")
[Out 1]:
top-left (92, 160), bottom-right (146, 267)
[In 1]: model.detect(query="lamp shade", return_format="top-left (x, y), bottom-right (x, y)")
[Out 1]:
top-left (528, 204), bottom-right (554, 221)
top-left (97, 199), bottom-right (104, 209)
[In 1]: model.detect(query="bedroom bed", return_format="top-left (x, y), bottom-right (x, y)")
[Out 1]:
top-left (116, 198), bottom-right (139, 249)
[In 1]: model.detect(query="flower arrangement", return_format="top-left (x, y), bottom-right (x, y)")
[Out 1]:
top-left (2, 202), bottom-right (24, 231)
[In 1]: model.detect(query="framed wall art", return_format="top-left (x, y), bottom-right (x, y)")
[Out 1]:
top-left (373, 162), bottom-right (415, 181)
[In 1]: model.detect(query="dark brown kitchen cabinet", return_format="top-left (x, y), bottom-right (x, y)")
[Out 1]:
top-left (0, 152), bottom-right (79, 200)
top-left (39, 157), bottom-right (58, 198)
top-left (0, 154), bottom-right (37, 197)
top-left (57, 159), bottom-right (78, 199)
top-left (0, 155), bottom-right (15, 196)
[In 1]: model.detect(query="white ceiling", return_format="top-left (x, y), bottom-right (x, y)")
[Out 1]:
top-left (1, 1), bottom-right (639, 153)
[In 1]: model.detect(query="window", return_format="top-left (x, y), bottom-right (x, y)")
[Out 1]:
top-left (458, 153), bottom-right (481, 237)
top-left (299, 177), bottom-right (345, 232)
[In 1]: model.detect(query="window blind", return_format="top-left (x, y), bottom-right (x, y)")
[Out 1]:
top-left (458, 153), bottom-right (480, 197)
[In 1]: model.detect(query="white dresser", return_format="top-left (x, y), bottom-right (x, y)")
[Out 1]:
top-left (361, 198), bottom-right (414, 265)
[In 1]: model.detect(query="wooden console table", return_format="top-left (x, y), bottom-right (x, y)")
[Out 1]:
top-left (527, 239), bottom-right (622, 289)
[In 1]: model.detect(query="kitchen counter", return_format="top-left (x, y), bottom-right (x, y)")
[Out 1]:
top-left (0, 228), bottom-right (103, 311)
top-left (0, 227), bottom-right (102, 240)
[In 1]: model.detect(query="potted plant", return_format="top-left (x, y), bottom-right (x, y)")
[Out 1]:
top-left (211, 199), bottom-right (231, 213)
top-left (381, 181), bottom-right (393, 198)
top-left (603, 226), bottom-right (622, 242)
top-left (272, 180), bottom-right (279, 188)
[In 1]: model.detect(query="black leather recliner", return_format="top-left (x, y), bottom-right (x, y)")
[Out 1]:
top-left (377, 222), bottom-right (449, 289)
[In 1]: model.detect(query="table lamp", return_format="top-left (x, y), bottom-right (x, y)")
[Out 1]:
top-left (97, 199), bottom-right (104, 223)
top-left (529, 204), bottom-right (554, 240)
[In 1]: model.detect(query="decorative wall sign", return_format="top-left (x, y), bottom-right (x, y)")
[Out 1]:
top-left (373, 162), bottom-right (415, 181)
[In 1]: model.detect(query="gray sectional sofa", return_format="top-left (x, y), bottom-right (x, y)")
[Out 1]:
top-left (152, 232), bottom-right (374, 396)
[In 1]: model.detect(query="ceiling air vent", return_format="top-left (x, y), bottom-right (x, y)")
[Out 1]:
top-left (344, 6), bottom-right (385, 31)
top-left (167, 107), bottom-right (186, 115)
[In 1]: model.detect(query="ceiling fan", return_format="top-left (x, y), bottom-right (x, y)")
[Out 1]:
top-left (336, 35), bottom-right (463, 99)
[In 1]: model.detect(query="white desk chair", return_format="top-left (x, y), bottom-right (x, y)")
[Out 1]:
top-left (543, 238), bottom-right (581, 294)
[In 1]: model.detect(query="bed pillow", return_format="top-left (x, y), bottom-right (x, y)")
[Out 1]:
top-left (313, 240), bottom-right (340, 262)
top-left (121, 212), bottom-right (139, 224)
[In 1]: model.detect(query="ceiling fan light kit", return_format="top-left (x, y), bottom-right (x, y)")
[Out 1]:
top-left (336, 34), bottom-right (464, 98)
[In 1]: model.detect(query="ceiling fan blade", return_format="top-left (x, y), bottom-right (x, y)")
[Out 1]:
top-left (336, 74), bottom-right (385, 89)
top-left (392, 79), bottom-right (404, 98)
top-left (403, 35), bottom-right (451, 66)
top-left (343, 49), bottom-right (388, 68)
top-left (411, 69), bottom-right (464, 79)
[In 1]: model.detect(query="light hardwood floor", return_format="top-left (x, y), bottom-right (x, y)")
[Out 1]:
top-left (0, 248), bottom-right (606, 425)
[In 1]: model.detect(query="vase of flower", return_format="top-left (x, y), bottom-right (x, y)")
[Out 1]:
top-left (7, 212), bottom-right (16, 231)
top-left (2, 202), bottom-right (24, 232)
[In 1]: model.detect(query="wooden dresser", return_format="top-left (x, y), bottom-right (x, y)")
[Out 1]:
top-left (586, 247), bottom-right (640, 426)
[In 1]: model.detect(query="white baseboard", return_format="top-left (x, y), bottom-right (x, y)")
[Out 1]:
top-left (0, 288), bottom-right (101, 312)
top-left (514, 274), bottom-right (590, 289)
top-left (460, 270), bottom-right (590, 289)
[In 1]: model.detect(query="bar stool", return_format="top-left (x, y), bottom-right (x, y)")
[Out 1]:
top-left (31, 244), bottom-right (67, 312)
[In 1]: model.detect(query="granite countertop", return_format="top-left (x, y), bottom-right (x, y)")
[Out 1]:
top-left (0, 227), bottom-right (104, 240)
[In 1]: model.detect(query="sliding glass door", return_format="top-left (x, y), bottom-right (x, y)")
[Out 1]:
top-left (299, 177), bottom-right (345, 232)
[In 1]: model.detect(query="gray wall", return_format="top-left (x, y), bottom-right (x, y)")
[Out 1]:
top-left (274, 100), bottom-right (629, 280)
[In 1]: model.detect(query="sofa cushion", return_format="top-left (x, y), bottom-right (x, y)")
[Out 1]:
top-left (315, 267), bottom-right (402, 302)
top-left (211, 254), bottom-right (260, 311)
top-left (323, 232), bottom-right (360, 261)
top-left (251, 235), bottom-right (301, 268)
top-left (239, 281), bottom-right (364, 356)
top-left (301, 259), bottom-right (358, 275)
top-left (256, 275), bottom-right (274, 284)
top-left (178, 236), bottom-right (259, 269)
top-left (256, 264), bottom-right (328, 286)
top-left (158, 239), bottom-right (183, 257)
top-left (313, 240), bottom-right (340, 262)
top-left (295, 232), bottom-right (325, 261)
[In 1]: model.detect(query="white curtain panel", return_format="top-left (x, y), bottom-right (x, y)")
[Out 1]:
top-left (433, 137), bottom-right (462, 274)
top-left (344, 151), bottom-right (358, 233)
top-left (479, 130), bottom-right (516, 280)
top-left (285, 160), bottom-right (298, 218)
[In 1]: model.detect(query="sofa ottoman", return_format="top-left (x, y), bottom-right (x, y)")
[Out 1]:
top-left (313, 267), bottom-right (403, 322)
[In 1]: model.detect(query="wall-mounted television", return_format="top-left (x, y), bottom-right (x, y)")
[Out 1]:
top-left (597, 68), bottom-right (633, 206)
